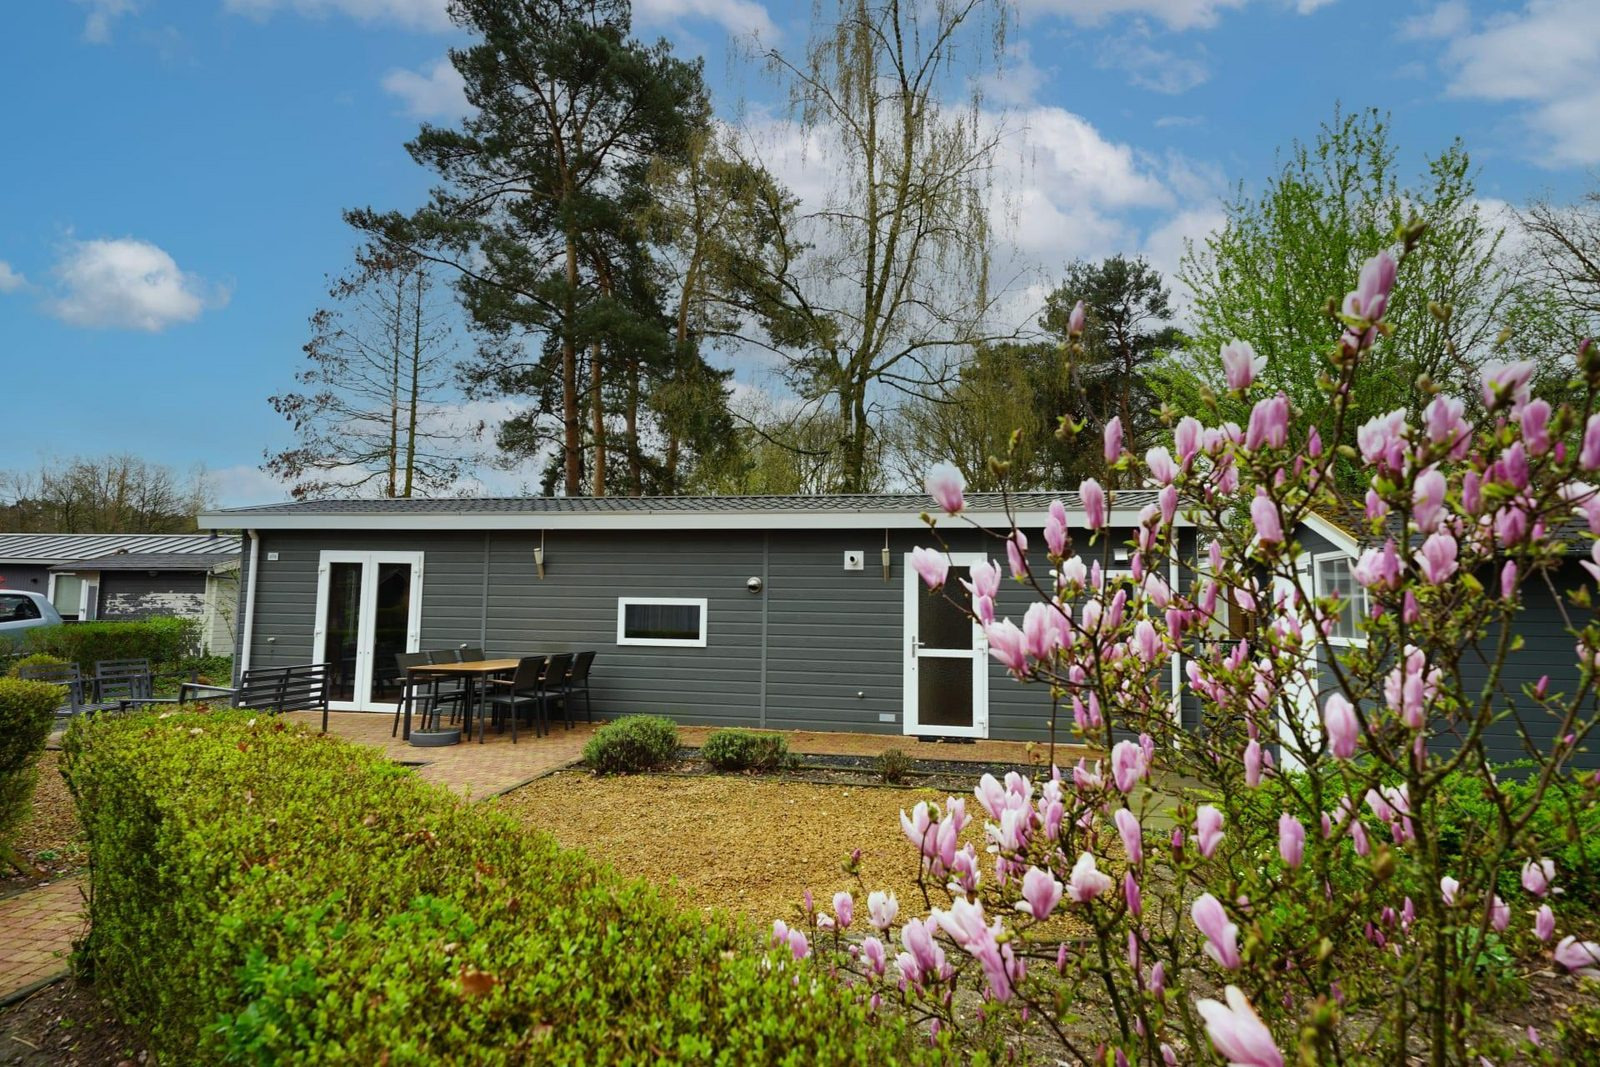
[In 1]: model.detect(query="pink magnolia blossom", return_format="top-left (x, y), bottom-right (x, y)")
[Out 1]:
top-left (1022, 603), bottom-right (1063, 663)
top-left (1114, 807), bottom-right (1143, 864)
top-left (910, 546), bottom-right (948, 590)
top-left (1192, 892), bottom-right (1242, 969)
top-left (1323, 693), bottom-right (1360, 759)
top-left (1196, 804), bottom-right (1225, 858)
top-left (861, 936), bottom-right (887, 975)
top-left (1441, 876), bottom-right (1460, 907)
top-left (1423, 394), bottom-right (1470, 457)
top-left (1068, 299), bottom-right (1086, 336)
top-left (1175, 416), bottom-right (1202, 465)
top-left (1065, 851), bottom-right (1114, 903)
top-left (1133, 619), bottom-right (1162, 662)
top-left (1501, 560), bottom-right (1518, 600)
top-left (1111, 739), bottom-right (1149, 793)
top-left (1480, 359), bottom-right (1535, 412)
top-left (1490, 895), bottom-right (1510, 932)
top-left (935, 898), bottom-right (1017, 1001)
top-left (1245, 393), bottom-right (1289, 450)
top-left (1278, 813), bottom-right (1305, 868)
top-left (1104, 417), bottom-right (1123, 464)
top-left (985, 620), bottom-right (1028, 673)
top-left (1251, 492), bottom-right (1283, 545)
top-left (788, 928), bottom-right (810, 960)
top-left (1244, 739), bottom-right (1263, 787)
top-left (1412, 467), bottom-right (1447, 533)
top-left (1222, 340), bottom-right (1264, 391)
top-left (1006, 529), bottom-right (1029, 580)
top-left (1535, 904), bottom-right (1555, 942)
top-left (1521, 858), bottom-right (1555, 898)
top-left (868, 890), bottom-right (898, 930)
top-left (1520, 398), bottom-right (1552, 454)
top-left (1197, 986), bottom-right (1284, 1067)
top-left (898, 916), bottom-right (947, 987)
top-left (925, 462), bottom-right (966, 515)
top-left (1081, 478), bottom-right (1107, 529)
top-left (1554, 936), bottom-right (1600, 979)
top-left (1583, 414), bottom-right (1600, 470)
top-left (833, 891), bottom-right (854, 930)
top-left (1125, 871), bottom-right (1142, 917)
top-left (1417, 531), bottom-right (1459, 585)
top-left (1358, 410), bottom-right (1409, 472)
top-left (1045, 501), bottom-right (1068, 557)
top-left (1345, 250), bottom-right (1397, 322)
top-left (1016, 865), bottom-right (1063, 920)
top-left (964, 558), bottom-right (1001, 600)
top-left (1354, 539), bottom-right (1401, 590)
top-left (1146, 446), bottom-right (1177, 485)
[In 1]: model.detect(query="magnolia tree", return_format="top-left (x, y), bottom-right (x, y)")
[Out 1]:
top-left (774, 232), bottom-right (1600, 1065)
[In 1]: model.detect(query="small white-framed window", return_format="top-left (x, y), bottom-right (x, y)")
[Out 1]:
top-left (617, 597), bottom-right (708, 647)
top-left (1313, 553), bottom-right (1368, 645)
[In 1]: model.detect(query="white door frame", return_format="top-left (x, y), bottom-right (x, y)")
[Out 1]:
top-left (312, 551), bottom-right (424, 711)
top-left (902, 550), bottom-right (990, 738)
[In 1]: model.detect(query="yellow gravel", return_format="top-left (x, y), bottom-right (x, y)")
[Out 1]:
top-left (495, 771), bottom-right (962, 923)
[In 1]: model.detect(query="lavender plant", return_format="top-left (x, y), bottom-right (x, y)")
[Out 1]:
top-left (779, 232), bottom-right (1600, 1065)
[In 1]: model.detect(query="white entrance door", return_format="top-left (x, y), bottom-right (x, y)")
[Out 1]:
top-left (903, 551), bottom-right (989, 738)
top-left (313, 551), bottom-right (424, 711)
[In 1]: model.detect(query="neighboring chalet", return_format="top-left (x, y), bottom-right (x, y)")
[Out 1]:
top-left (198, 494), bottom-right (1192, 743)
top-left (0, 533), bottom-right (241, 653)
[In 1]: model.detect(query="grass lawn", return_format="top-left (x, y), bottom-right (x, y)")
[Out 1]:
top-left (496, 770), bottom-right (958, 923)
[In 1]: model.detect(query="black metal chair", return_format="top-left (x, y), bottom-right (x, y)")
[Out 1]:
top-left (457, 646), bottom-right (486, 662)
top-left (483, 655), bottom-right (550, 743)
top-left (94, 658), bottom-right (154, 705)
top-left (18, 663), bottom-right (88, 715)
top-left (392, 651), bottom-right (436, 737)
top-left (426, 649), bottom-right (470, 725)
top-left (538, 653), bottom-right (575, 730)
top-left (562, 650), bottom-right (595, 725)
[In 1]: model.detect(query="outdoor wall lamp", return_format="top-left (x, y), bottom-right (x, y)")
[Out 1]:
top-left (746, 576), bottom-right (763, 594)
top-left (535, 531), bottom-right (546, 579)
top-left (882, 530), bottom-right (892, 582)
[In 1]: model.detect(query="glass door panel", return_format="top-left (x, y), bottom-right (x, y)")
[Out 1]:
top-left (904, 555), bottom-right (987, 738)
top-left (323, 561), bottom-right (362, 703)
top-left (370, 562), bottom-right (414, 703)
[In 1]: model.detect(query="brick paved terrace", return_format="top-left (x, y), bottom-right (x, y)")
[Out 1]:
top-left (284, 711), bottom-right (1088, 800)
top-left (0, 878), bottom-right (84, 1002)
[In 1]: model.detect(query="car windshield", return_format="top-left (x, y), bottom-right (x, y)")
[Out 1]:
top-left (0, 594), bottom-right (42, 622)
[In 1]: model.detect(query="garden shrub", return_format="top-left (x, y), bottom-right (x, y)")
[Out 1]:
top-left (581, 714), bottom-right (678, 774)
top-left (701, 729), bottom-right (791, 772)
top-left (61, 710), bottom-right (953, 1065)
top-left (6, 653), bottom-right (72, 678)
top-left (0, 678), bottom-right (64, 846)
top-left (21, 617), bottom-right (197, 674)
top-left (876, 748), bottom-right (913, 785)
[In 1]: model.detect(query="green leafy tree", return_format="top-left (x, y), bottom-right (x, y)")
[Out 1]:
top-left (1174, 108), bottom-right (1523, 456)
top-left (351, 0), bottom-right (706, 496)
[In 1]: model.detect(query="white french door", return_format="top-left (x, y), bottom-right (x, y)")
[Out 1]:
top-left (313, 551), bottom-right (424, 711)
top-left (903, 551), bottom-right (990, 738)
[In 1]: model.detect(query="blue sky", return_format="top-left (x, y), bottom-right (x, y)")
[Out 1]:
top-left (1, 0), bottom-right (1595, 505)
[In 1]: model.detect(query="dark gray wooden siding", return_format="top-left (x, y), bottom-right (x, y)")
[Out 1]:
top-left (0, 565), bottom-right (50, 595)
top-left (244, 524), bottom-right (1189, 742)
top-left (98, 570), bottom-right (206, 621)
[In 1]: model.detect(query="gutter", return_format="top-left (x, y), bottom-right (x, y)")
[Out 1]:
top-left (240, 530), bottom-right (260, 676)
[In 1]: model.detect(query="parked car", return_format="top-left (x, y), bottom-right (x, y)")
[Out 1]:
top-left (0, 590), bottom-right (64, 639)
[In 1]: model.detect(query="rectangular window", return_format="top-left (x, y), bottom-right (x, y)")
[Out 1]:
top-left (617, 597), bottom-right (708, 647)
top-left (1314, 555), bottom-right (1367, 643)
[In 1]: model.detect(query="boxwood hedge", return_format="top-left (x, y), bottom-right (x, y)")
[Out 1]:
top-left (62, 710), bottom-right (954, 1065)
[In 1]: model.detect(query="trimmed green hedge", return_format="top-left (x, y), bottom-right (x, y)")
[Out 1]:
top-left (701, 729), bottom-right (792, 772)
top-left (62, 711), bottom-right (952, 1065)
top-left (19, 617), bottom-right (198, 673)
top-left (0, 678), bottom-right (61, 844)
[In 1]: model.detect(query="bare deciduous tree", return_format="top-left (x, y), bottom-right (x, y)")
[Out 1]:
top-left (0, 455), bottom-right (213, 533)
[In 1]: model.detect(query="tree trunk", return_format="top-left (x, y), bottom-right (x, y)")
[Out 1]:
top-left (562, 235), bottom-right (583, 495)
top-left (388, 272), bottom-right (403, 498)
top-left (626, 356), bottom-right (642, 496)
top-left (590, 338), bottom-right (606, 496)
top-left (404, 268), bottom-right (422, 498)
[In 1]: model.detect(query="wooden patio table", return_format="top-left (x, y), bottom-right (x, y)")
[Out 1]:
top-left (405, 658), bottom-right (520, 743)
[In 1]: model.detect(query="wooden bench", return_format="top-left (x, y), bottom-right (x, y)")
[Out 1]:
top-left (119, 662), bottom-right (333, 732)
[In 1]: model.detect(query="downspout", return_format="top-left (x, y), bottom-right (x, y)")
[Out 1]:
top-left (239, 529), bottom-right (260, 680)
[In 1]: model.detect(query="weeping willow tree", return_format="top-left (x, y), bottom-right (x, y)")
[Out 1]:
top-left (757, 0), bottom-right (1015, 492)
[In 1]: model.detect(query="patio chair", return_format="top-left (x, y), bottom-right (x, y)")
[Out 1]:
top-left (94, 658), bottom-right (154, 705)
top-left (561, 650), bottom-right (595, 725)
top-left (18, 663), bottom-right (87, 716)
top-left (392, 651), bottom-right (440, 737)
top-left (457, 646), bottom-right (486, 662)
top-left (427, 649), bottom-right (471, 725)
top-left (539, 653), bottom-right (575, 730)
top-left (483, 655), bottom-right (550, 743)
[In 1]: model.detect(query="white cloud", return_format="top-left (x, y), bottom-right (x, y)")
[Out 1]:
top-left (1398, 0), bottom-right (1469, 40)
top-left (46, 238), bottom-right (226, 332)
top-left (1437, 0), bottom-right (1600, 166)
top-left (1141, 204), bottom-right (1227, 314)
top-left (633, 0), bottom-right (777, 40)
top-left (75, 0), bottom-right (137, 43)
top-left (1018, 0), bottom-right (1247, 31)
top-left (222, 0), bottom-right (452, 32)
top-left (1096, 33), bottom-right (1211, 94)
top-left (210, 465), bottom-right (295, 508)
top-left (1155, 114), bottom-right (1206, 128)
top-left (382, 58), bottom-right (469, 118)
top-left (0, 261), bottom-right (24, 293)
